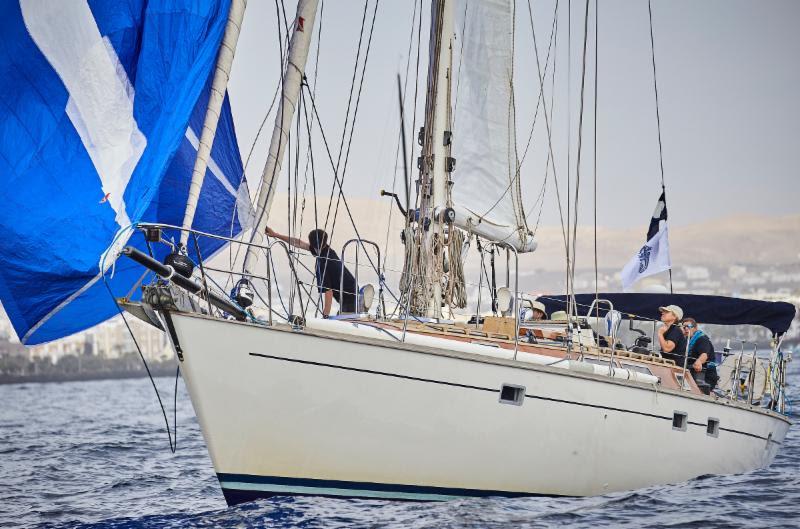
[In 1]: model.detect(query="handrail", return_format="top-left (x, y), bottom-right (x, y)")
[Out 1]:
top-left (476, 241), bottom-right (519, 359)
top-left (340, 238), bottom-right (383, 316)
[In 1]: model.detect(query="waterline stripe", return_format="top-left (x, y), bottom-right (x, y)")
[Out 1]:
top-left (217, 473), bottom-right (539, 500)
top-left (220, 481), bottom-right (461, 501)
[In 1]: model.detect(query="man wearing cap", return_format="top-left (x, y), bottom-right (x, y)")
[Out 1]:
top-left (657, 304), bottom-right (687, 361)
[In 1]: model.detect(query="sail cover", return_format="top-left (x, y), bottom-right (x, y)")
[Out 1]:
top-left (451, 0), bottom-right (534, 251)
top-left (0, 0), bottom-right (251, 344)
top-left (539, 293), bottom-right (797, 336)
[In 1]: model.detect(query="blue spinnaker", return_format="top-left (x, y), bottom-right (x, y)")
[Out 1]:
top-left (0, 0), bottom-right (251, 344)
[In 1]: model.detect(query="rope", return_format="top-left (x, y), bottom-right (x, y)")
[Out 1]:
top-left (647, 0), bottom-right (673, 294)
top-left (315, 0), bottom-right (380, 307)
top-left (444, 228), bottom-right (467, 309)
top-left (593, 0), bottom-right (600, 318)
top-left (569, 0), bottom-right (591, 322)
top-left (102, 277), bottom-right (178, 454)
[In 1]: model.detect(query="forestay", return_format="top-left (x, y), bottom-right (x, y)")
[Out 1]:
top-left (0, 0), bottom-right (251, 344)
top-left (451, 0), bottom-right (535, 252)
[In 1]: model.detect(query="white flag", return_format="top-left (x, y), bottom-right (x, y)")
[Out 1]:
top-left (620, 222), bottom-right (671, 290)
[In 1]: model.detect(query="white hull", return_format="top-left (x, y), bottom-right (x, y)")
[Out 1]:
top-left (170, 312), bottom-right (789, 503)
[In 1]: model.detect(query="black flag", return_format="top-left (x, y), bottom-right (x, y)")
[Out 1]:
top-left (646, 191), bottom-right (668, 241)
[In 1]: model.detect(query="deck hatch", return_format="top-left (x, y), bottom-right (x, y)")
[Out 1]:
top-left (499, 384), bottom-right (525, 406)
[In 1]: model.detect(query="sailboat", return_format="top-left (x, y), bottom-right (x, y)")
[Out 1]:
top-left (1, 0), bottom-right (795, 505)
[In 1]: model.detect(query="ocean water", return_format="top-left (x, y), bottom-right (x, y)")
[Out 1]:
top-left (1, 364), bottom-right (798, 529)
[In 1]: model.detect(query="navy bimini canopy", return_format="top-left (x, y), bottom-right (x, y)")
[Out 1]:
top-left (538, 293), bottom-right (797, 335)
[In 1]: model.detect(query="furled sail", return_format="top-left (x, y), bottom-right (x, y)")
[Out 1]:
top-left (0, 0), bottom-right (251, 344)
top-left (451, 0), bottom-right (536, 252)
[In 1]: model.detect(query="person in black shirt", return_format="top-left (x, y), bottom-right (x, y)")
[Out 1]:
top-left (265, 227), bottom-right (357, 316)
top-left (657, 304), bottom-right (687, 363)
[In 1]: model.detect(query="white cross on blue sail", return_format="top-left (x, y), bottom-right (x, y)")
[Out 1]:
top-left (0, 0), bottom-right (251, 345)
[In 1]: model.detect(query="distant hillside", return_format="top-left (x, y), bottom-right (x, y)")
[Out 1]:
top-left (531, 213), bottom-right (800, 271)
top-left (267, 196), bottom-right (800, 272)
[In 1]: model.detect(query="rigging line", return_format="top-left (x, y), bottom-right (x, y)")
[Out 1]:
top-left (278, 0), bottom-right (291, 50)
top-left (473, 0), bottom-right (560, 224)
top-left (409, 0), bottom-right (424, 214)
top-left (647, 0), bottom-right (673, 294)
top-left (242, 0), bottom-right (289, 265)
top-left (226, 38), bottom-right (288, 282)
top-left (292, 0), bottom-right (324, 258)
top-left (318, 0), bottom-right (381, 297)
top-left (647, 0), bottom-right (666, 190)
top-left (519, 0), bottom-right (560, 166)
top-left (101, 277), bottom-right (177, 454)
top-left (566, 0), bottom-right (572, 319)
top-left (299, 88), bottom-right (326, 315)
top-left (303, 83), bottom-right (422, 316)
top-left (383, 0), bottom-right (421, 269)
top-left (451, 0), bottom-right (468, 130)
top-left (527, 0), bottom-right (570, 263)
top-left (321, 0), bottom-right (373, 232)
top-left (528, 0), bottom-right (560, 240)
top-left (326, 0), bottom-right (380, 231)
top-left (303, 82), bottom-right (384, 280)
top-left (569, 0), bottom-right (591, 318)
top-left (593, 0), bottom-right (599, 312)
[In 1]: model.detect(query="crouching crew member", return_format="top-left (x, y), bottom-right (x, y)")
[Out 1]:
top-left (266, 227), bottom-right (357, 317)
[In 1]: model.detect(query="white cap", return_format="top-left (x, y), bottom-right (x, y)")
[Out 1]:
top-left (531, 300), bottom-right (547, 315)
top-left (659, 304), bottom-right (684, 321)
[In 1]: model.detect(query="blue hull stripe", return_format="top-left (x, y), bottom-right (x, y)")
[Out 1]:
top-left (217, 473), bottom-right (548, 502)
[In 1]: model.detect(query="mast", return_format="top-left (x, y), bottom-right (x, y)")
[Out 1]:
top-left (180, 0), bottom-right (247, 247)
top-left (414, 0), bottom-right (455, 318)
top-left (243, 0), bottom-right (319, 274)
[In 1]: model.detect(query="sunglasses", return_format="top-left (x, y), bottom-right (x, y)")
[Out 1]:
top-left (682, 323), bottom-right (695, 329)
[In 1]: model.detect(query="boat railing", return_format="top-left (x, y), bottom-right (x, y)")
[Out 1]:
top-left (472, 241), bottom-right (520, 358)
top-left (340, 238), bottom-right (385, 318)
top-left (131, 222), bottom-right (318, 325)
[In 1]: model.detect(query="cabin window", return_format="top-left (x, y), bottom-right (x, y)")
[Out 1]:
top-left (583, 358), bottom-right (615, 367)
top-left (706, 418), bottom-right (720, 437)
top-left (499, 384), bottom-right (525, 406)
top-left (674, 373), bottom-right (691, 390)
top-left (672, 411), bottom-right (688, 431)
top-left (620, 363), bottom-right (653, 376)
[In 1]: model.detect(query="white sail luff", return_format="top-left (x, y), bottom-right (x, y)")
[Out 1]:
top-left (244, 0), bottom-right (319, 273)
top-left (180, 0), bottom-right (247, 246)
top-left (450, 0), bottom-right (534, 253)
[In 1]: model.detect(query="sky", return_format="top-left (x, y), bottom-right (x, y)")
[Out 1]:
top-left (226, 0), bottom-right (800, 231)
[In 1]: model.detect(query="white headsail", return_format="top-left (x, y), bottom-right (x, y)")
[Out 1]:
top-left (450, 0), bottom-right (536, 252)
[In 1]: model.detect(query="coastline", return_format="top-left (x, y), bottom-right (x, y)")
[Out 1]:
top-left (0, 364), bottom-right (178, 385)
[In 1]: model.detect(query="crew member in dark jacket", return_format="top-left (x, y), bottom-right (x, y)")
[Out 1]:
top-left (681, 317), bottom-right (719, 390)
top-left (265, 227), bottom-right (357, 316)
